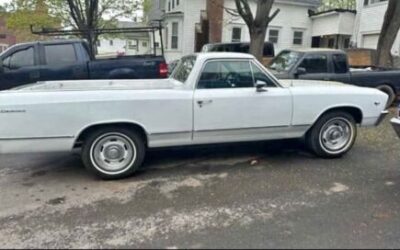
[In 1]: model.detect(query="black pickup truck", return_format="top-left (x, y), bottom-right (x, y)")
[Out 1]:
top-left (268, 48), bottom-right (400, 106)
top-left (0, 40), bottom-right (168, 90)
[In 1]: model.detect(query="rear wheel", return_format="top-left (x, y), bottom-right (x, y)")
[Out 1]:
top-left (377, 85), bottom-right (396, 108)
top-left (82, 127), bottom-right (145, 179)
top-left (306, 111), bottom-right (357, 158)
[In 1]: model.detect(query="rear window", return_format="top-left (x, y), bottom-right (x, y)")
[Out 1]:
top-left (333, 54), bottom-right (349, 74)
top-left (203, 43), bottom-right (274, 57)
top-left (171, 56), bottom-right (197, 83)
top-left (44, 44), bottom-right (77, 65)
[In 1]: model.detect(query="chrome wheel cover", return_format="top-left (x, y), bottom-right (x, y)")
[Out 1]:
top-left (90, 133), bottom-right (137, 175)
top-left (319, 118), bottom-right (354, 154)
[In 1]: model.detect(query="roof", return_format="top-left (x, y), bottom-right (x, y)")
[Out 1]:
top-left (283, 48), bottom-right (345, 53)
top-left (310, 8), bottom-right (356, 17)
top-left (9, 39), bottom-right (85, 47)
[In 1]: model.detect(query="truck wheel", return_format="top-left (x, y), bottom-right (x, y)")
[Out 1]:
top-left (306, 111), bottom-right (357, 158)
top-left (377, 85), bottom-right (396, 108)
top-left (82, 127), bottom-right (146, 180)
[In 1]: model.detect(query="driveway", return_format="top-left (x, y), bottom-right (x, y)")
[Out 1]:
top-left (0, 111), bottom-right (399, 248)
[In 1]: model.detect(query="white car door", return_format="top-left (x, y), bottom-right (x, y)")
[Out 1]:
top-left (193, 59), bottom-right (293, 144)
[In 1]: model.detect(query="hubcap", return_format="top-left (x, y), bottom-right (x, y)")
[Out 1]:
top-left (90, 133), bottom-right (137, 174)
top-left (320, 118), bottom-right (353, 153)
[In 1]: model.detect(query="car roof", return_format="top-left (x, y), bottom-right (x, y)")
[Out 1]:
top-left (283, 48), bottom-right (345, 54)
top-left (195, 52), bottom-right (255, 60)
top-left (11, 39), bottom-right (84, 47)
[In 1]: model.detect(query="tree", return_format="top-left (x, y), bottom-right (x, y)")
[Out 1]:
top-left (3, 0), bottom-right (61, 42)
top-left (46, 0), bottom-right (141, 55)
top-left (233, 0), bottom-right (279, 62)
top-left (376, 0), bottom-right (400, 67)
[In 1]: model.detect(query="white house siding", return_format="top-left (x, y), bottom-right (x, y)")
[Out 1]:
top-left (354, 0), bottom-right (400, 55)
top-left (163, 0), bottom-right (206, 62)
top-left (221, 0), bottom-right (315, 54)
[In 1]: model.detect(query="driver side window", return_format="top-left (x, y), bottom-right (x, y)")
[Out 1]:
top-left (198, 61), bottom-right (254, 89)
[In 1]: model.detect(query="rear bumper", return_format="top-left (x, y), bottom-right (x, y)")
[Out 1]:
top-left (391, 118), bottom-right (400, 138)
top-left (375, 110), bottom-right (389, 126)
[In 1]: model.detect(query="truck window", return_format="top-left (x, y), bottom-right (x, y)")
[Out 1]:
top-left (198, 61), bottom-right (254, 89)
top-left (44, 44), bottom-right (77, 65)
top-left (333, 54), bottom-right (349, 74)
top-left (171, 56), bottom-right (196, 83)
top-left (299, 54), bottom-right (328, 74)
top-left (3, 47), bottom-right (34, 69)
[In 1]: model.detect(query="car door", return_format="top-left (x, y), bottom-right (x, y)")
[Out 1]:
top-left (39, 43), bottom-right (89, 82)
top-left (297, 53), bottom-right (331, 81)
top-left (0, 46), bottom-right (41, 90)
top-left (193, 59), bottom-right (292, 144)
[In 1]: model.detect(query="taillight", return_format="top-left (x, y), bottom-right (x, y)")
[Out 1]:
top-left (159, 63), bottom-right (168, 78)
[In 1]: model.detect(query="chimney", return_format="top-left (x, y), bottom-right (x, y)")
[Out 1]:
top-left (207, 0), bottom-right (224, 43)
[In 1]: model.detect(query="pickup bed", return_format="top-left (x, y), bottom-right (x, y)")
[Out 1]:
top-left (0, 40), bottom-right (168, 90)
top-left (268, 49), bottom-right (400, 106)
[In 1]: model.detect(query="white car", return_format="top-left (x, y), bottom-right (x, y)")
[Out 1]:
top-left (0, 53), bottom-right (388, 179)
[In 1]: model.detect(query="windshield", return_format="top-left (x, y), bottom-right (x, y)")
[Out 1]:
top-left (269, 50), bottom-right (302, 72)
top-left (171, 55), bottom-right (197, 83)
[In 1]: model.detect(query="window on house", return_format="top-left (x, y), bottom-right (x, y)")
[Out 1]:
top-left (142, 42), bottom-right (148, 47)
top-left (344, 38), bottom-right (350, 48)
top-left (293, 31), bottom-right (304, 45)
top-left (177, 0), bottom-right (179, 5)
top-left (172, 0), bottom-right (175, 8)
top-left (168, 1), bottom-right (171, 11)
top-left (268, 29), bottom-right (279, 44)
top-left (299, 54), bottom-right (328, 74)
top-left (171, 22), bottom-right (179, 49)
top-left (231, 27), bottom-right (242, 42)
top-left (165, 26), bottom-right (169, 48)
top-left (328, 38), bottom-right (335, 48)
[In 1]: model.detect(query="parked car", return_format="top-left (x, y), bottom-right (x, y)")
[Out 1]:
top-left (0, 40), bottom-right (168, 90)
top-left (0, 53), bottom-right (388, 179)
top-left (201, 42), bottom-right (275, 66)
top-left (391, 107), bottom-right (400, 138)
top-left (268, 48), bottom-right (400, 107)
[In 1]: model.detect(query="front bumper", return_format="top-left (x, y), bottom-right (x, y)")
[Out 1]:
top-left (375, 110), bottom-right (389, 126)
top-left (391, 118), bottom-right (400, 138)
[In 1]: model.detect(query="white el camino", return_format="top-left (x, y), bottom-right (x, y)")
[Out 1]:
top-left (0, 53), bottom-right (388, 179)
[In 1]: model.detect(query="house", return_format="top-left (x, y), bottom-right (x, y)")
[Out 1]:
top-left (310, 9), bottom-right (356, 50)
top-left (158, 0), bottom-right (322, 62)
top-left (97, 21), bottom-right (151, 56)
top-left (352, 0), bottom-right (400, 56)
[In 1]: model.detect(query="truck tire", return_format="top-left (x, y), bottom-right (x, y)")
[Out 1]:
top-left (82, 127), bottom-right (146, 179)
top-left (306, 111), bottom-right (357, 158)
top-left (377, 85), bottom-right (396, 108)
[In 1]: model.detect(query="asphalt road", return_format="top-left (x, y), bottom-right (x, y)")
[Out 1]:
top-left (1, 111), bottom-right (400, 248)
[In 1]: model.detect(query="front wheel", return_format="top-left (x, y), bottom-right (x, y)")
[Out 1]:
top-left (306, 111), bottom-right (357, 158)
top-left (82, 127), bottom-right (146, 179)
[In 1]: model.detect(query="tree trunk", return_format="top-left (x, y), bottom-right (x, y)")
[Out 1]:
top-left (376, 0), bottom-right (400, 67)
top-left (249, 27), bottom-right (267, 62)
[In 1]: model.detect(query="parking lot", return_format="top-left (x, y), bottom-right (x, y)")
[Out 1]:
top-left (0, 110), bottom-right (399, 248)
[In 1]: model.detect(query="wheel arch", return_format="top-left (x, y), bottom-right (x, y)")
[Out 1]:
top-left (311, 105), bottom-right (363, 128)
top-left (74, 121), bottom-right (149, 149)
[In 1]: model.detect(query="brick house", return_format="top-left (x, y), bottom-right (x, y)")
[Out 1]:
top-left (0, 17), bottom-right (16, 53)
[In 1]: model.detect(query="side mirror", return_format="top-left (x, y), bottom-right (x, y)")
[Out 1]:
top-left (295, 67), bottom-right (307, 77)
top-left (256, 80), bottom-right (267, 92)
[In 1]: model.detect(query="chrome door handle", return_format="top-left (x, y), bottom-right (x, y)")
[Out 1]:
top-left (197, 100), bottom-right (213, 108)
